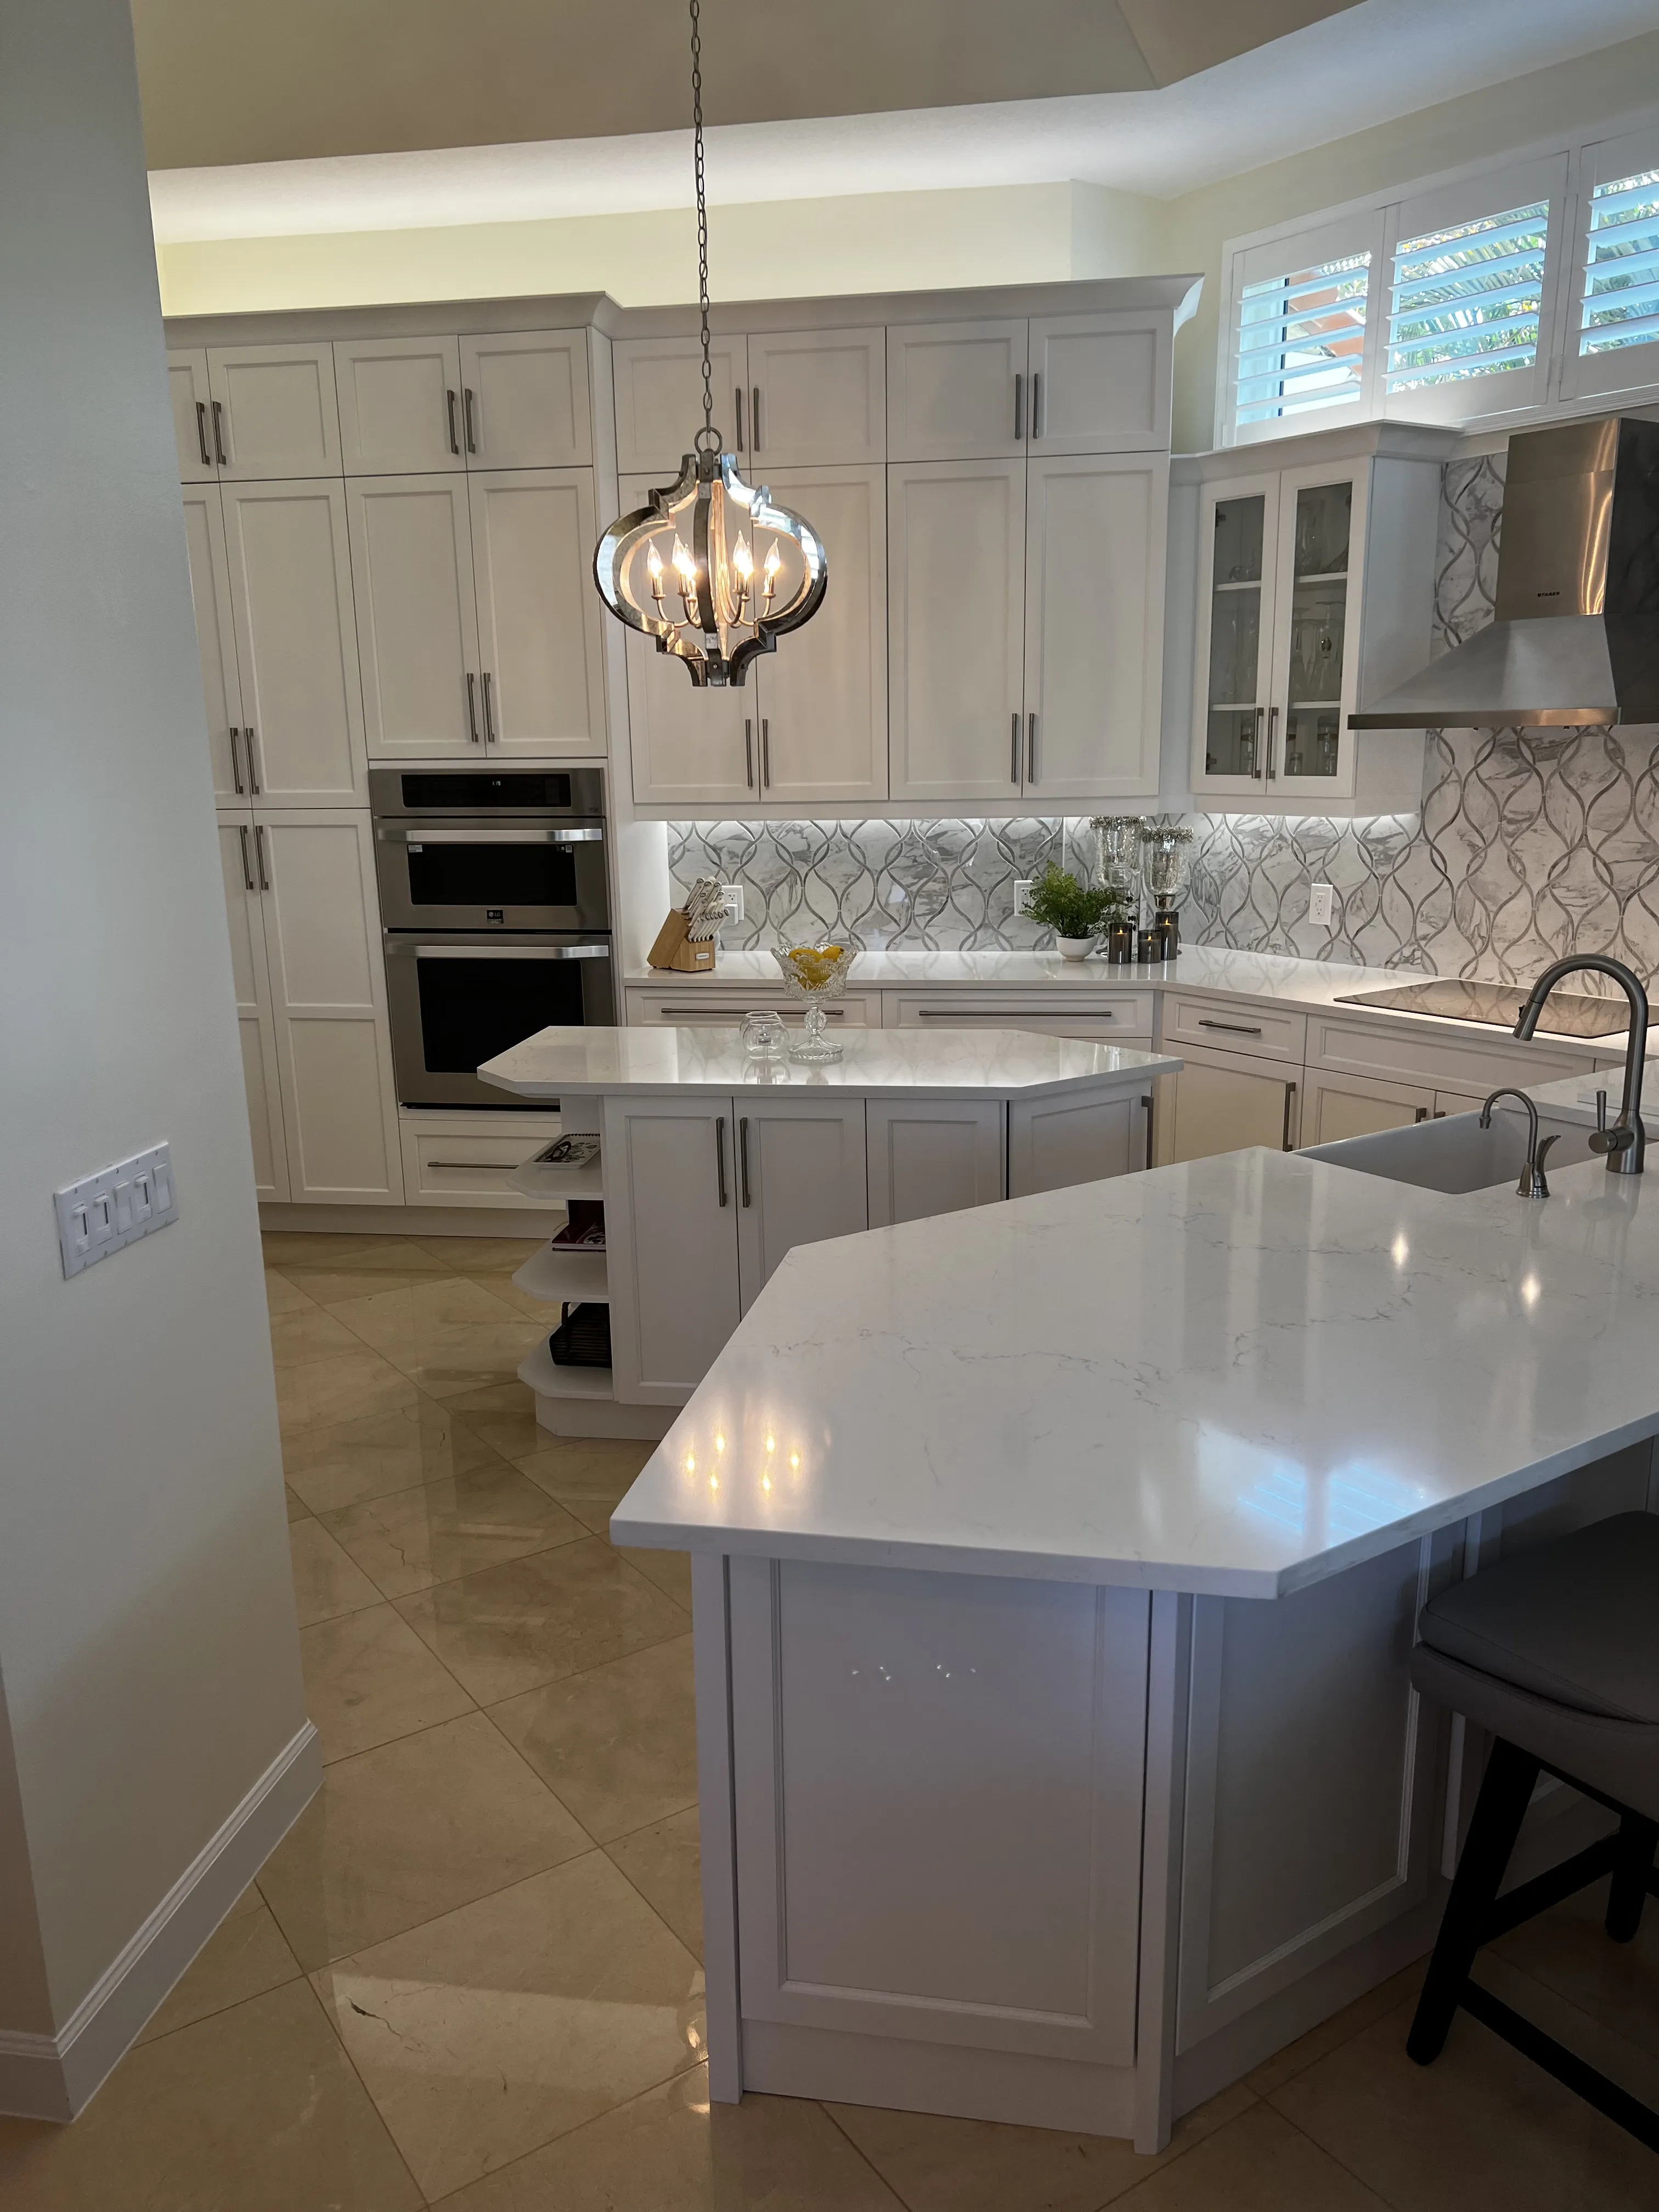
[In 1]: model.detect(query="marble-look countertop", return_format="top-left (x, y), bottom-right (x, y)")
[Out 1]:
top-left (612, 1146), bottom-right (1659, 1599)
top-left (479, 1025), bottom-right (1180, 1100)
top-left (624, 944), bottom-right (1619, 1057)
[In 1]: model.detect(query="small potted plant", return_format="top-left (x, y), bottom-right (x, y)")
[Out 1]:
top-left (1020, 863), bottom-right (1125, 961)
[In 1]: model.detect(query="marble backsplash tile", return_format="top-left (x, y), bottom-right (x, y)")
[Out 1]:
top-left (669, 451), bottom-right (1659, 980)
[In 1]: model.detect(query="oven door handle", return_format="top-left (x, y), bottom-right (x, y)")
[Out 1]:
top-left (377, 826), bottom-right (604, 845)
top-left (383, 939), bottom-right (611, 961)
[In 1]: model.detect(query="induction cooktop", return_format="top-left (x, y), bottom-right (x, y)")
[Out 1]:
top-left (1333, 977), bottom-right (1631, 1039)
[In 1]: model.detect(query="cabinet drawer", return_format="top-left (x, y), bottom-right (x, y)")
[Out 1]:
top-left (887, 990), bottom-right (1153, 1041)
top-left (1161, 995), bottom-right (1306, 1064)
top-left (1307, 1015), bottom-right (1584, 1097)
top-left (400, 1113), bottom-right (565, 1207)
top-left (626, 988), bottom-right (881, 1030)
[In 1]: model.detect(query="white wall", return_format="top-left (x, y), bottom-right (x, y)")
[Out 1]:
top-left (0, 0), bottom-right (310, 2111)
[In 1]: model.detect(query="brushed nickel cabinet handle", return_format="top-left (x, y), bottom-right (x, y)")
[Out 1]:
top-left (1013, 373), bottom-right (1025, 442)
top-left (761, 719), bottom-right (771, 789)
top-left (1251, 704), bottom-right (1265, 780)
top-left (195, 400), bottom-right (211, 469)
top-left (229, 726), bottom-right (245, 795)
top-left (1011, 711), bottom-right (1021, 783)
top-left (744, 718), bottom-right (754, 788)
top-left (1414, 1106), bottom-right (1430, 1122)
top-left (446, 389), bottom-right (460, 455)
top-left (752, 386), bottom-right (762, 451)
top-left (1028, 712), bottom-right (1038, 783)
top-left (1282, 1080), bottom-right (1297, 1152)
top-left (245, 725), bottom-right (262, 794)
top-left (1031, 371), bottom-right (1043, 439)
top-left (427, 1159), bottom-right (516, 1171)
top-left (1266, 703), bottom-right (1279, 780)
top-left (739, 1116), bottom-right (752, 1206)
top-left (1198, 1018), bottom-right (1262, 1036)
top-left (463, 388), bottom-right (478, 453)
top-left (735, 387), bottom-right (744, 452)
top-left (466, 672), bottom-right (481, 743)
top-left (1142, 1093), bottom-right (1155, 1173)
top-left (481, 671), bottom-right (496, 744)
top-left (715, 1116), bottom-right (729, 1206)
top-left (254, 823), bottom-right (270, 891)
top-left (237, 822), bottom-right (255, 891)
top-left (211, 399), bottom-right (227, 465)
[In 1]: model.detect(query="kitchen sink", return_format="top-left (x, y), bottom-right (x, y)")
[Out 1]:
top-left (1303, 1110), bottom-right (1537, 1194)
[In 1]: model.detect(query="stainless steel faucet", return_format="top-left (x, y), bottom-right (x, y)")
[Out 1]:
top-left (1513, 954), bottom-right (1649, 1175)
top-left (1479, 1087), bottom-right (1558, 1197)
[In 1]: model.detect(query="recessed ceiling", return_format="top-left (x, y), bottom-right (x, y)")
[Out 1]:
top-left (142, 0), bottom-right (1659, 246)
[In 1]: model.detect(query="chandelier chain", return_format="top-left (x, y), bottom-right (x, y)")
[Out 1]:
top-left (689, 0), bottom-right (716, 449)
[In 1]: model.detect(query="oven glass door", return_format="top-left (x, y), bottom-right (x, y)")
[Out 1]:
top-left (375, 826), bottom-right (608, 932)
top-left (385, 935), bottom-right (616, 1107)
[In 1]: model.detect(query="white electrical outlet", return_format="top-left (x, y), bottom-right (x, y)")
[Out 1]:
top-left (1015, 877), bottom-right (1036, 912)
top-left (54, 1143), bottom-right (177, 1279)
top-left (1308, 882), bottom-right (1335, 926)
top-left (719, 883), bottom-right (744, 924)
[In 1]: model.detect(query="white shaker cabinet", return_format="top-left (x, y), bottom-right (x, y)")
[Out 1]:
top-left (734, 1096), bottom-right (868, 1305)
top-left (217, 817), bottom-right (289, 1202)
top-left (612, 334), bottom-right (750, 477)
top-left (1022, 453), bottom-right (1167, 801)
top-left (169, 349), bottom-right (215, 482)
top-left (865, 1098), bottom-right (1005, 1227)
top-left (221, 479), bottom-right (369, 805)
top-left (468, 469), bottom-right (608, 755)
top-left (206, 344), bottom-right (341, 479)
top-left (746, 327), bottom-right (886, 466)
top-left (619, 469), bottom-right (751, 805)
top-left (335, 336), bottom-right (465, 475)
top-left (1026, 312), bottom-right (1172, 455)
top-left (888, 458), bottom-right (1026, 803)
top-left (1159, 1042), bottom-right (1301, 1165)
top-left (1300, 1070), bottom-right (1436, 1148)
top-left (604, 1096), bottom-right (745, 1401)
top-left (1008, 1087), bottom-right (1151, 1194)
top-left (347, 475), bottom-right (482, 757)
top-left (887, 319), bottom-right (1028, 461)
top-left (256, 812), bottom-right (404, 1205)
top-left (180, 484), bottom-right (248, 803)
top-left (458, 331), bottom-right (593, 469)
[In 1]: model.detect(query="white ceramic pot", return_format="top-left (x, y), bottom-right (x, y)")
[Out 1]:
top-left (1055, 935), bottom-right (1097, 962)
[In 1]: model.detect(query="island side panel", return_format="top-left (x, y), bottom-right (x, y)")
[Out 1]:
top-left (725, 1554), bottom-right (1150, 2130)
top-left (691, 1550), bottom-right (743, 2103)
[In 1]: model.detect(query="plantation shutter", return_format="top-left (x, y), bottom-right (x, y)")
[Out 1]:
top-left (1565, 123), bottom-right (1659, 403)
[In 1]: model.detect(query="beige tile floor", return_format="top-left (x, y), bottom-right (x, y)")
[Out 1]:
top-left (0, 1228), bottom-right (1655, 2208)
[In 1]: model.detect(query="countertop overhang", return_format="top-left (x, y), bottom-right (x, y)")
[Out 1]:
top-left (479, 1025), bottom-right (1181, 1101)
top-left (612, 1147), bottom-right (1659, 1600)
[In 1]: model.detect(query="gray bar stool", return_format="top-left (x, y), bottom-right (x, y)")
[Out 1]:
top-left (1409, 1511), bottom-right (1659, 2149)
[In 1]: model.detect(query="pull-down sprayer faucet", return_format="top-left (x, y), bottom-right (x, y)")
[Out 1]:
top-left (1513, 955), bottom-right (1649, 1175)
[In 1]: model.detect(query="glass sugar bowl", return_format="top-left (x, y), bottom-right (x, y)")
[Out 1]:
top-left (739, 1009), bottom-right (788, 1062)
top-left (771, 945), bottom-right (856, 1062)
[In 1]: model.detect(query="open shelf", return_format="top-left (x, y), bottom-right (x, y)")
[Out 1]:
top-left (514, 1242), bottom-right (610, 1306)
top-left (510, 1157), bottom-right (603, 1202)
top-left (518, 1339), bottom-right (613, 1400)
top-left (1212, 578), bottom-right (1263, 592)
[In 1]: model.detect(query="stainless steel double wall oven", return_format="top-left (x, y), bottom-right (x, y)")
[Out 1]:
top-left (373, 768), bottom-right (613, 1108)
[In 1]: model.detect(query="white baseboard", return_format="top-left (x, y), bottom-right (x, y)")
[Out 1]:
top-left (0, 1720), bottom-right (320, 2122)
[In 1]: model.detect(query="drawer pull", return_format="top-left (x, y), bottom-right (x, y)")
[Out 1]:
top-left (1198, 1018), bottom-right (1263, 1036)
top-left (1141, 1093), bottom-right (1154, 1172)
top-left (426, 1159), bottom-right (517, 1171)
top-left (1282, 1080), bottom-right (1297, 1152)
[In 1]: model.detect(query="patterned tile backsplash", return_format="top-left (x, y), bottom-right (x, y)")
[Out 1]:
top-left (669, 451), bottom-right (1659, 980)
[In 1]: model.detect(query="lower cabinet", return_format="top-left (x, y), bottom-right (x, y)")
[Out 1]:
top-left (1159, 1042), bottom-right (1300, 1165)
top-left (867, 1098), bottom-right (1005, 1227)
top-left (218, 809), bottom-right (404, 1206)
top-left (1300, 1069), bottom-right (1435, 1147)
top-left (1009, 1087), bottom-right (1152, 1195)
top-left (736, 1096), bottom-right (870, 1299)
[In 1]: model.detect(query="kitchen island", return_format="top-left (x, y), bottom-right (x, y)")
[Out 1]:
top-left (610, 1139), bottom-right (1659, 2148)
top-left (478, 1025), bottom-right (1180, 1438)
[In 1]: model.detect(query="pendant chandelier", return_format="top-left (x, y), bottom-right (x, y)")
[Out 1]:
top-left (591, 0), bottom-right (827, 688)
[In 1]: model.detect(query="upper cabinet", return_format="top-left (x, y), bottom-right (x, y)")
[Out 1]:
top-left (467, 469), bottom-right (607, 755)
top-left (1184, 426), bottom-right (1448, 816)
top-left (745, 328), bottom-right (885, 467)
top-left (180, 484), bottom-right (247, 803)
top-left (613, 334), bottom-right (750, 477)
top-left (456, 331), bottom-right (592, 469)
top-left (208, 345), bottom-right (341, 479)
top-left (169, 351), bottom-right (215, 482)
top-left (1026, 313), bottom-right (1171, 455)
top-left (888, 320), bottom-right (1028, 462)
top-left (887, 312), bottom-right (1171, 462)
top-left (336, 336), bottom-right (465, 475)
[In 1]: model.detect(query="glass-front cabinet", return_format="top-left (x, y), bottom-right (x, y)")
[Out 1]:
top-left (1192, 460), bottom-right (1368, 804)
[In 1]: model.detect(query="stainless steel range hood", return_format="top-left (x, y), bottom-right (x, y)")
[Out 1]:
top-left (1350, 415), bottom-right (1659, 731)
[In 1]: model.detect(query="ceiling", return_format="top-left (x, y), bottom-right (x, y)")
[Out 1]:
top-left (132, 1), bottom-right (1361, 171)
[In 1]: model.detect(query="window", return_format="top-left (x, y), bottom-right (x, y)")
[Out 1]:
top-left (1235, 252), bottom-right (1371, 428)
top-left (1385, 200), bottom-right (1551, 394)
top-left (1579, 167), bottom-right (1659, 357)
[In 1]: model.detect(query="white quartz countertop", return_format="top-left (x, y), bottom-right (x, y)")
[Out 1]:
top-left (612, 1146), bottom-right (1659, 1599)
top-left (625, 944), bottom-right (1617, 1056)
top-left (479, 1025), bottom-right (1180, 1099)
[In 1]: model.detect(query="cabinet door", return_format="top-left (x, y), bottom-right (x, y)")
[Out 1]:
top-left (735, 1097), bottom-right (868, 1308)
top-left (612, 334), bottom-right (748, 477)
top-left (180, 484), bottom-right (246, 802)
top-left (218, 819), bottom-right (289, 1201)
top-left (604, 1094), bottom-right (742, 1399)
top-left (620, 469), bottom-right (751, 804)
top-left (469, 469), bottom-right (607, 755)
top-left (887, 320), bottom-right (1028, 461)
top-left (1162, 1047), bottom-right (1300, 1165)
top-left (222, 481), bottom-right (368, 805)
top-left (1008, 1087), bottom-right (1148, 1195)
top-left (888, 459), bottom-right (1026, 802)
top-left (207, 345), bottom-right (341, 479)
top-left (1302, 1070), bottom-right (1434, 1148)
top-left (1023, 453), bottom-right (1166, 801)
top-left (257, 812), bottom-right (403, 1204)
top-left (866, 1098), bottom-right (1004, 1227)
top-left (1190, 474), bottom-right (1281, 797)
top-left (347, 476), bottom-right (482, 758)
top-left (747, 327), bottom-right (885, 465)
top-left (335, 336), bottom-right (464, 475)
top-left (459, 331), bottom-right (593, 469)
top-left (1027, 313), bottom-right (1171, 455)
top-left (1269, 466), bottom-right (1368, 802)
top-left (169, 349), bottom-right (215, 482)
top-left (753, 464), bottom-right (887, 805)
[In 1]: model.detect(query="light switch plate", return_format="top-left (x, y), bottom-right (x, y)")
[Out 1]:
top-left (718, 883), bottom-right (744, 924)
top-left (1308, 882), bottom-right (1335, 926)
top-left (54, 1143), bottom-right (178, 1278)
top-left (1015, 878), bottom-right (1036, 912)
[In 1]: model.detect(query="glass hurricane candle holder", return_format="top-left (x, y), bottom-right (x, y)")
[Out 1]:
top-left (771, 946), bottom-right (856, 1063)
